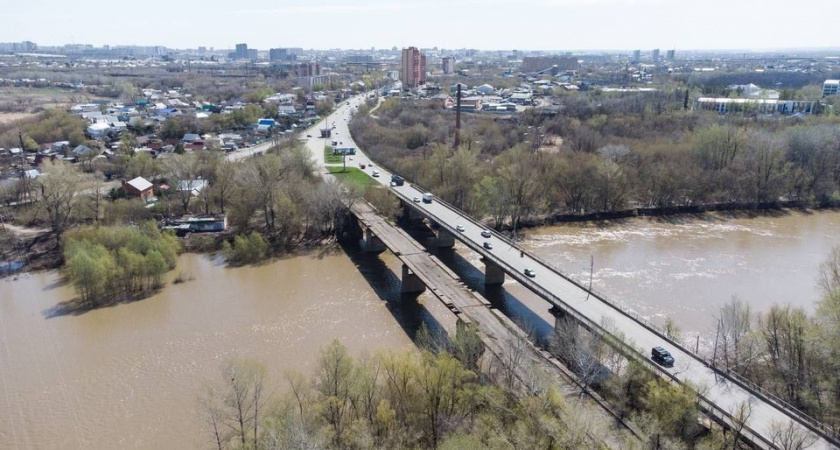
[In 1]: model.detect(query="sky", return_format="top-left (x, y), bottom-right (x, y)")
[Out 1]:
top-left (3, 0), bottom-right (839, 52)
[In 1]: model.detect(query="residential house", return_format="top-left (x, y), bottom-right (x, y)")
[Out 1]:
top-left (177, 179), bottom-right (209, 197)
top-left (182, 133), bottom-right (201, 144)
top-left (123, 176), bottom-right (154, 201)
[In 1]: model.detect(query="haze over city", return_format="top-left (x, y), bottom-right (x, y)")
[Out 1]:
top-left (5, 0), bottom-right (839, 51)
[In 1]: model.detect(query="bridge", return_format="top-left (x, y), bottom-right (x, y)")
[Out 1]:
top-left (347, 168), bottom-right (840, 450)
top-left (349, 199), bottom-right (644, 446)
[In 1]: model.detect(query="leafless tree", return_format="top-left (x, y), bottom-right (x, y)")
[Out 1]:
top-left (767, 420), bottom-right (817, 450)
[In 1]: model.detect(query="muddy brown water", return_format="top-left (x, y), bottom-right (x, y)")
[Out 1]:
top-left (0, 247), bottom-right (455, 450)
top-left (519, 210), bottom-right (840, 338)
top-left (1, 210), bottom-right (838, 449)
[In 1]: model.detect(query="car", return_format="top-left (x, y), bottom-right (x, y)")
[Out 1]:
top-left (456, 225), bottom-right (465, 232)
top-left (413, 196), bottom-right (421, 203)
top-left (481, 230), bottom-right (492, 238)
top-left (372, 170), bottom-right (379, 177)
top-left (422, 192), bottom-right (434, 203)
top-left (391, 174), bottom-right (405, 186)
top-left (524, 268), bottom-right (536, 277)
top-left (306, 134), bottom-right (312, 138)
top-left (483, 241), bottom-right (493, 250)
top-left (651, 346), bottom-right (675, 368)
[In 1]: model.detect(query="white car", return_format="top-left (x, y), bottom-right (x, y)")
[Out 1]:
top-left (372, 170), bottom-right (380, 177)
top-left (456, 225), bottom-right (465, 232)
top-left (413, 196), bottom-right (421, 203)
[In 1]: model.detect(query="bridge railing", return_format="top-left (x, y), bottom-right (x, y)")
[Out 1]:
top-left (400, 183), bottom-right (839, 446)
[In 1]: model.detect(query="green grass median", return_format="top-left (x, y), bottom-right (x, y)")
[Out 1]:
top-left (326, 167), bottom-right (377, 190)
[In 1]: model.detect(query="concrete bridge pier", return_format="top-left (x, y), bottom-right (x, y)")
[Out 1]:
top-left (549, 305), bottom-right (578, 355)
top-left (361, 228), bottom-right (386, 253)
top-left (401, 264), bottom-right (426, 293)
top-left (402, 204), bottom-right (425, 226)
top-left (482, 258), bottom-right (506, 285)
top-left (430, 227), bottom-right (455, 248)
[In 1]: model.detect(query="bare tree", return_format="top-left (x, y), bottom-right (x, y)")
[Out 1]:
top-left (767, 420), bottom-right (817, 450)
top-left (38, 160), bottom-right (84, 245)
top-left (220, 356), bottom-right (267, 448)
top-left (716, 296), bottom-right (757, 374)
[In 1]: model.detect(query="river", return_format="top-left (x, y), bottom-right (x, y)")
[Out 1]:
top-left (518, 210), bottom-right (840, 339)
top-left (0, 246), bottom-right (454, 450)
top-left (1, 209), bottom-right (837, 449)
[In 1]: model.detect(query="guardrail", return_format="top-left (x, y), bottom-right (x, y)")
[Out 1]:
top-left (397, 183), bottom-right (839, 447)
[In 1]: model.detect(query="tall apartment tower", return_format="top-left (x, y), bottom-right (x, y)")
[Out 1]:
top-left (652, 48), bottom-right (660, 62)
top-left (632, 49), bottom-right (641, 63)
top-left (235, 43), bottom-right (248, 59)
top-left (666, 49), bottom-right (676, 61)
top-left (442, 56), bottom-right (455, 74)
top-left (401, 47), bottom-right (427, 88)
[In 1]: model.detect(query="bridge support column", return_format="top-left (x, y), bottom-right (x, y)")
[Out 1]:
top-left (482, 258), bottom-right (505, 285)
top-left (362, 228), bottom-right (386, 253)
top-left (401, 264), bottom-right (426, 294)
top-left (549, 306), bottom-right (578, 356)
top-left (402, 204), bottom-right (425, 225)
top-left (432, 228), bottom-right (455, 248)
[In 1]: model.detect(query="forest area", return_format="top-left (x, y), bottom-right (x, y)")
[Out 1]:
top-left (350, 91), bottom-right (840, 231)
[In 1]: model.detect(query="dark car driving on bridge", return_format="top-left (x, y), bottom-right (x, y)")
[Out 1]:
top-left (651, 346), bottom-right (675, 367)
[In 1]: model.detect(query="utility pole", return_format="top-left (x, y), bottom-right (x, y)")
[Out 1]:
top-left (454, 84), bottom-right (461, 149)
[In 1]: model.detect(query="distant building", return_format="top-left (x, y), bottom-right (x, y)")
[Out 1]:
top-left (442, 57), bottom-right (455, 74)
top-left (696, 97), bottom-right (814, 115)
top-left (632, 50), bottom-right (641, 63)
top-left (652, 49), bottom-right (660, 63)
top-left (346, 54), bottom-right (373, 63)
top-left (823, 80), bottom-right (840, 97)
top-left (270, 48), bottom-right (297, 61)
top-left (229, 43), bottom-right (249, 60)
top-left (295, 61), bottom-right (321, 77)
top-left (521, 56), bottom-right (578, 74)
top-left (247, 49), bottom-right (258, 60)
top-left (401, 47), bottom-right (427, 88)
top-left (666, 49), bottom-right (675, 61)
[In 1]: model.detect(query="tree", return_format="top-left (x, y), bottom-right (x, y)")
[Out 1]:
top-left (162, 153), bottom-right (200, 214)
top-left (767, 420), bottom-right (817, 450)
top-left (314, 340), bottom-right (356, 448)
top-left (220, 357), bottom-right (267, 448)
top-left (38, 160), bottom-right (85, 245)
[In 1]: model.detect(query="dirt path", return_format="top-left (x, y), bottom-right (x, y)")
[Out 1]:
top-left (1, 223), bottom-right (50, 236)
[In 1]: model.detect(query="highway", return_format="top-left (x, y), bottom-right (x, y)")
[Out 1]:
top-left (336, 97), bottom-right (836, 450)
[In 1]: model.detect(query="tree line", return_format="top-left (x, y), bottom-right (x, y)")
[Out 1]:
top-left (350, 93), bottom-right (840, 231)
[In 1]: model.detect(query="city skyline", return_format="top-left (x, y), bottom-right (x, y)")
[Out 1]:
top-left (4, 0), bottom-right (838, 52)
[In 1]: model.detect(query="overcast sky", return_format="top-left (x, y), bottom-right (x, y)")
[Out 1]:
top-left (4, 0), bottom-right (838, 51)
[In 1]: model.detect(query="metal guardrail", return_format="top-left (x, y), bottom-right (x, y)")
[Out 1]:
top-left (396, 183), bottom-right (839, 447)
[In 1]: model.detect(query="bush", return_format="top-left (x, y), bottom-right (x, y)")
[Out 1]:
top-left (223, 232), bottom-right (269, 265)
top-left (63, 222), bottom-right (181, 304)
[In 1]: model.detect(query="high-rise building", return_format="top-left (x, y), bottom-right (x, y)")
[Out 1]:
top-left (401, 47), bottom-right (427, 88)
top-left (632, 50), bottom-right (641, 63)
top-left (442, 57), bottom-right (455, 74)
top-left (652, 48), bottom-right (660, 62)
top-left (824, 80), bottom-right (840, 97)
top-left (235, 43), bottom-right (248, 59)
top-left (666, 49), bottom-right (675, 61)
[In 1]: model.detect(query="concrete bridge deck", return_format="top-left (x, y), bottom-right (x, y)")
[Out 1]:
top-left (350, 200), bottom-right (638, 447)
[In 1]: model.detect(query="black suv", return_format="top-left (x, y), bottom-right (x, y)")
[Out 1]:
top-left (651, 346), bottom-right (675, 367)
top-left (391, 174), bottom-right (405, 186)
